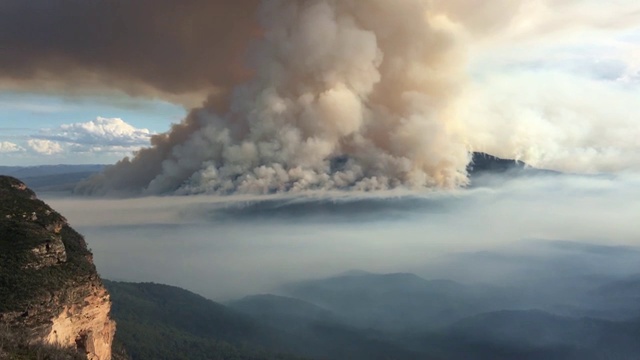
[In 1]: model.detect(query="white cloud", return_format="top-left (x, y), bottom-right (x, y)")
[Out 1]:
top-left (455, 2), bottom-right (640, 174)
top-left (0, 117), bottom-right (155, 164)
top-left (0, 141), bottom-right (25, 153)
top-left (465, 2), bottom-right (640, 84)
top-left (39, 117), bottom-right (153, 147)
top-left (27, 139), bottom-right (64, 155)
top-left (25, 117), bottom-right (155, 157)
top-left (71, 145), bottom-right (147, 154)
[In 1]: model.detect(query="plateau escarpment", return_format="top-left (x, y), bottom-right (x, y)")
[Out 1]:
top-left (0, 176), bottom-right (115, 359)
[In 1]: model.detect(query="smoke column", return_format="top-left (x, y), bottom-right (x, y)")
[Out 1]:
top-left (78, 0), bottom-right (472, 195)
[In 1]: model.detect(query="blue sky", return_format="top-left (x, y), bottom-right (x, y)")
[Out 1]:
top-left (0, 91), bottom-right (186, 165)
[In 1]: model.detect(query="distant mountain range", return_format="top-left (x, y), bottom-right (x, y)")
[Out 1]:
top-left (0, 164), bottom-right (106, 178)
top-left (0, 164), bottom-right (106, 191)
top-left (105, 269), bottom-right (640, 360)
top-left (104, 280), bottom-right (307, 360)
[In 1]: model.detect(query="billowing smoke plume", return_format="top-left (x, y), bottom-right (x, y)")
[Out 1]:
top-left (5, 0), bottom-right (639, 194)
top-left (78, 0), bottom-right (473, 195)
top-left (461, 72), bottom-right (640, 173)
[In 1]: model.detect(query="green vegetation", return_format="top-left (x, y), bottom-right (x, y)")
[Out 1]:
top-left (105, 280), bottom-right (432, 360)
top-left (0, 324), bottom-right (86, 360)
top-left (104, 281), bottom-right (307, 360)
top-left (0, 176), bottom-right (98, 314)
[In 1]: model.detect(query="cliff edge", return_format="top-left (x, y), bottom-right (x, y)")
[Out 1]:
top-left (0, 176), bottom-right (115, 359)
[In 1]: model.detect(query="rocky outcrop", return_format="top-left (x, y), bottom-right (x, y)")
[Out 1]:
top-left (47, 286), bottom-right (115, 360)
top-left (0, 176), bottom-right (115, 359)
top-left (25, 232), bottom-right (67, 270)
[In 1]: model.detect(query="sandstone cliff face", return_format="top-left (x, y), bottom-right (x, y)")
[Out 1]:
top-left (0, 176), bottom-right (115, 359)
top-left (47, 286), bottom-right (115, 360)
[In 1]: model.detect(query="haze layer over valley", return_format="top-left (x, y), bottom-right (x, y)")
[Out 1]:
top-left (38, 168), bottom-right (640, 359)
top-left (44, 170), bottom-right (640, 302)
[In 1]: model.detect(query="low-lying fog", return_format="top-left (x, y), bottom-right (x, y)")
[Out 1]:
top-left (43, 173), bottom-right (640, 304)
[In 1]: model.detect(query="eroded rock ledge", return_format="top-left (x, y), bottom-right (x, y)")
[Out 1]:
top-left (0, 176), bottom-right (115, 359)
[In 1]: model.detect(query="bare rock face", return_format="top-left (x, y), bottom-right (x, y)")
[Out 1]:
top-left (0, 176), bottom-right (116, 359)
top-left (47, 286), bottom-right (115, 360)
top-left (26, 233), bottom-right (67, 270)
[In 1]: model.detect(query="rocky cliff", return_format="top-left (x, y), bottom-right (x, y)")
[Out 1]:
top-left (0, 176), bottom-right (115, 359)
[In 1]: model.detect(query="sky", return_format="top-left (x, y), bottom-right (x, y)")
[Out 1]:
top-left (0, 91), bottom-right (185, 165)
top-left (0, 0), bottom-right (639, 182)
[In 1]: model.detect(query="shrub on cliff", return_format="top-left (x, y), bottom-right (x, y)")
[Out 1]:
top-left (0, 324), bottom-right (86, 360)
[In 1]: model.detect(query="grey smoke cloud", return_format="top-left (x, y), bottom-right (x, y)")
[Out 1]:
top-left (0, 0), bottom-right (260, 107)
top-left (461, 71), bottom-right (640, 172)
top-left (77, 0), bottom-right (475, 195)
top-left (3, 0), bottom-right (640, 195)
